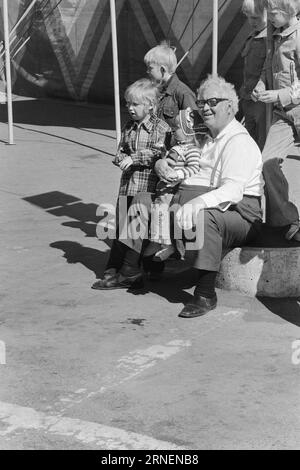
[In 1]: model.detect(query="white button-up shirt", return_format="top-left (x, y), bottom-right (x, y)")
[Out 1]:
top-left (184, 118), bottom-right (263, 210)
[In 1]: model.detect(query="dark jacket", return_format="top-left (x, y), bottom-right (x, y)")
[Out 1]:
top-left (156, 74), bottom-right (197, 129)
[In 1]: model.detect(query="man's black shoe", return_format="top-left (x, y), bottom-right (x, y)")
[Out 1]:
top-left (178, 294), bottom-right (217, 318)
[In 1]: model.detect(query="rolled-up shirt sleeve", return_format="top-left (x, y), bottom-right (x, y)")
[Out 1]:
top-left (200, 135), bottom-right (262, 210)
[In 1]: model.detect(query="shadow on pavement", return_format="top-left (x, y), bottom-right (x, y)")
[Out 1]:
top-left (0, 98), bottom-right (125, 131)
top-left (23, 190), bottom-right (109, 239)
top-left (50, 241), bottom-right (108, 279)
top-left (23, 192), bottom-right (300, 313)
top-left (258, 297), bottom-right (300, 327)
top-left (23, 190), bottom-right (113, 278)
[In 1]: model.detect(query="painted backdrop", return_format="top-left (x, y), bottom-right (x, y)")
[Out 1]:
top-left (0, 0), bottom-right (250, 103)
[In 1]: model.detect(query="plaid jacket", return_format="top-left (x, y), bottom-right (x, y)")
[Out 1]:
top-left (116, 114), bottom-right (171, 196)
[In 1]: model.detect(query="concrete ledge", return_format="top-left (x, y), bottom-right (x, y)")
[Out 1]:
top-left (216, 246), bottom-right (300, 297)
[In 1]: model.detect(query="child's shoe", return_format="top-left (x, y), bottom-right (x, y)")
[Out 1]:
top-left (292, 230), bottom-right (300, 242)
top-left (143, 242), bottom-right (161, 257)
top-left (285, 221), bottom-right (300, 241)
top-left (153, 244), bottom-right (175, 261)
top-left (91, 268), bottom-right (117, 289)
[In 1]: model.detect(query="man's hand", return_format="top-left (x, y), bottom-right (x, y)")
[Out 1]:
top-left (113, 151), bottom-right (127, 166)
top-left (257, 90), bottom-right (279, 104)
top-left (165, 167), bottom-right (179, 181)
top-left (176, 198), bottom-right (206, 230)
top-left (119, 156), bottom-right (133, 171)
top-left (155, 159), bottom-right (178, 183)
top-left (290, 82), bottom-right (300, 104)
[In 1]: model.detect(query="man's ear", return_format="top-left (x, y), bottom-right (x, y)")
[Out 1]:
top-left (227, 100), bottom-right (233, 113)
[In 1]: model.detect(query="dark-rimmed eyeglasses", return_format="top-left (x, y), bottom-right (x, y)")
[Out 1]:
top-left (196, 98), bottom-right (229, 109)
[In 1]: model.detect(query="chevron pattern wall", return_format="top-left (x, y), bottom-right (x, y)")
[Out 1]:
top-left (0, 0), bottom-right (250, 103)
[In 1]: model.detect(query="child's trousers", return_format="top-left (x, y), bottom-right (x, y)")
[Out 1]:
top-left (262, 110), bottom-right (299, 227)
top-left (105, 196), bottom-right (133, 272)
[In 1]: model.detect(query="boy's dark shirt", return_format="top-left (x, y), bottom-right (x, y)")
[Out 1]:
top-left (156, 73), bottom-right (197, 129)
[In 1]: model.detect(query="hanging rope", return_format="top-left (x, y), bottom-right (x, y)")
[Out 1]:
top-left (178, 0), bottom-right (201, 43)
top-left (13, 0), bottom-right (64, 46)
top-left (42, 0), bottom-right (64, 23)
top-left (10, 0), bottom-right (49, 44)
top-left (13, 0), bottom-right (63, 56)
top-left (177, 0), bottom-right (229, 69)
top-left (0, 0), bottom-right (64, 76)
top-left (166, 0), bottom-right (180, 39)
top-left (1, 0), bottom-right (49, 61)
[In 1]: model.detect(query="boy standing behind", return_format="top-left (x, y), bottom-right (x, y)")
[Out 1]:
top-left (240, 0), bottom-right (267, 150)
top-left (144, 41), bottom-right (198, 129)
top-left (92, 78), bottom-right (170, 290)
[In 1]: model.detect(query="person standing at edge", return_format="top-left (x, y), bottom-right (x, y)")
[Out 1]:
top-left (240, 0), bottom-right (267, 150)
top-left (253, 0), bottom-right (300, 241)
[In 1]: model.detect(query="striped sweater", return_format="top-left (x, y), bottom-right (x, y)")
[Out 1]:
top-left (167, 142), bottom-right (202, 180)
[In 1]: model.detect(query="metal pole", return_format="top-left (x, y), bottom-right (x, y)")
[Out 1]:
top-left (212, 0), bottom-right (218, 76)
top-left (266, 17), bottom-right (274, 134)
top-left (109, 0), bottom-right (121, 145)
top-left (3, 0), bottom-right (14, 144)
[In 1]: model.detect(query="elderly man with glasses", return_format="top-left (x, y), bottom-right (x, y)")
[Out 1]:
top-left (95, 75), bottom-right (263, 319)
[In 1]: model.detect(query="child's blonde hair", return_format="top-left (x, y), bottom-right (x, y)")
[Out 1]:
top-left (144, 41), bottom-right (177, 74)
top-left (242, 0), bottom-right (266, 15)
top-left (124, 78), bottom-right (159, 110)
top-left (263, 0), bottom-right (298, 15)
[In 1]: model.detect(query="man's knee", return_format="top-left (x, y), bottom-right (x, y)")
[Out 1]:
top-left (203, 209), bottom-right (222, 233)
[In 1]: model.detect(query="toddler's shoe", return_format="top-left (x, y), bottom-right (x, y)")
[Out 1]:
top-left (285, 222), bottom-right (300, 241)
top-left (91, 268), bottom-right (117, 289)
top-left (153, 245), bottom-right (175, 261)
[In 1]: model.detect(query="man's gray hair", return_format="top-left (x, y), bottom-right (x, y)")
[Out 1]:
top-left (197, 75), bottom-right (239, 115)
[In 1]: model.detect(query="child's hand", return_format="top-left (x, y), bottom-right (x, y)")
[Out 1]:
top-left (119, 156), bottom-right (133, 171)
top-left (164, 167), bottom-right (178, 181)
top-left (155, 159), bottom-right (177, 183)
top-left (251, 89), bottom-right (259, 102)
top-left (113, 151), bottom-right (126, 166)
top-left (153, 143), bottom-right (166, 155)
top-left (251, 79), bottom-right (266, 102)
top-left (290, 82), bottom-right (300, 104)
top-left (257, 90), bottom-right (279, 104)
